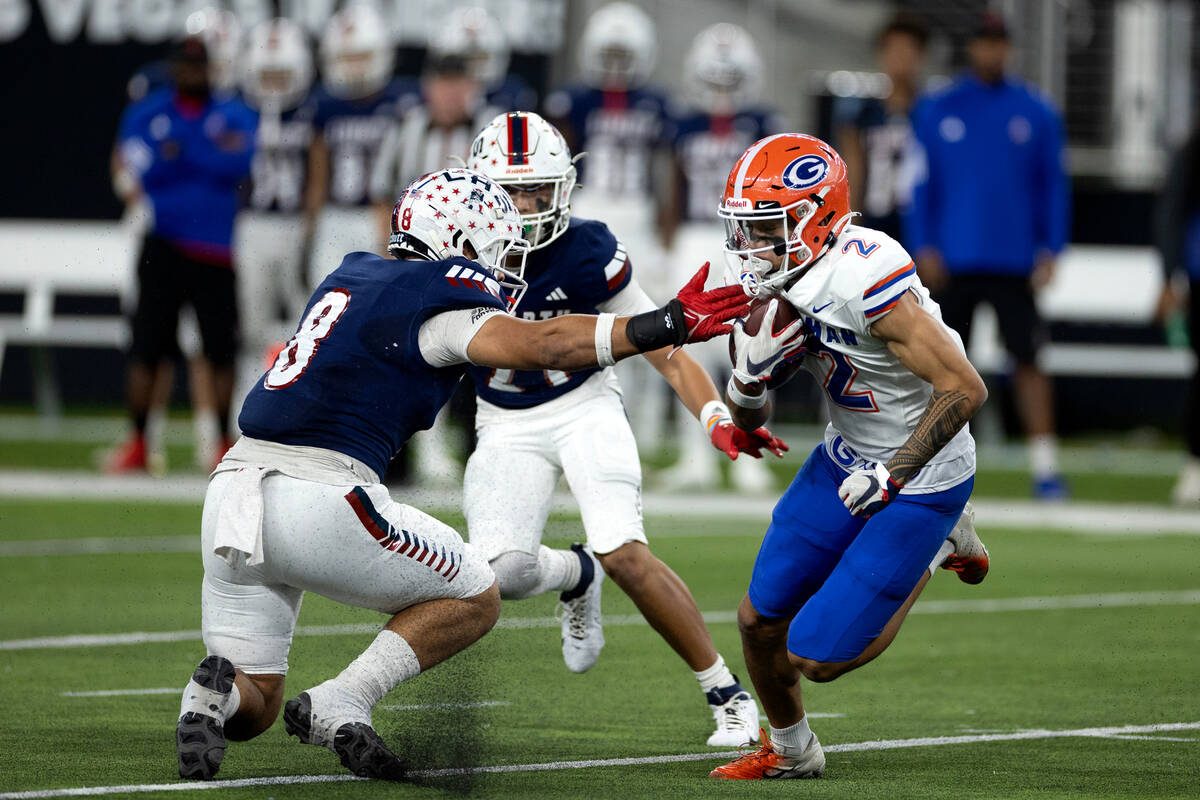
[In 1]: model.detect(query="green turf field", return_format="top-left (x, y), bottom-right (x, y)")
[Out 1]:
top-left (1, 498), bottom-right (1198, 799)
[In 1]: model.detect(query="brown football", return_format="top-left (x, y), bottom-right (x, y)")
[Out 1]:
top-left (729, 295), bottom-right (809, 388)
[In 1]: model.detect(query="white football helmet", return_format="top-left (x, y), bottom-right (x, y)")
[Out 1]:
top-left (185, 7), bottom-right (241, 92)
top-left (684, 23), bottom-right (764, 113)
top-left (389, 168), bottom-right (530, 309)
top-left (320, 3), bottom-right (394, 100)
top-left (467, 112), bottom-right (577, 250)
top-left (430, 6), bottom-right (509, 87)
top-left (241, 18), bottom-right (313, 113)
top-left (578, 2), bottom-right (657, 88)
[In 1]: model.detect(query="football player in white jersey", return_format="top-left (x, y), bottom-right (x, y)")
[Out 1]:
top-left (465, 112), bottom-right (784, 746)
top-left (709, 134), bottom-right (990, 779)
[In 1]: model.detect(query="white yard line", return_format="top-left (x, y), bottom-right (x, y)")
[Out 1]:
top-left (0, 721), bottom-right (1195, 798)
top-left (60, 688), bottom-right (178, 698)
top-left (0, 536), bottom-right (197, 557)
top-left (1, 468), bottom-right (1199, 535)
top-left (4, 589), bottom-right (1200, 653)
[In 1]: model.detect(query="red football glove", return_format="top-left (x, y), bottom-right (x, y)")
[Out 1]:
top-left (708, 419), bottom-right (790, 460)
top-left (674, 262), bottom-right (752, 344)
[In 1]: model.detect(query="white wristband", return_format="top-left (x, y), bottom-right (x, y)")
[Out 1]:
top-left (594, 313), bottom-right (617, 367)
top-left (726, 376), bottom-right (767, 409)
top-left (700, 400), bottom-right (732, 436)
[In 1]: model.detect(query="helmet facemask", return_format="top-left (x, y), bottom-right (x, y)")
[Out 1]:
top-left (473, 234), bottom-right (530, 311)
top-left (500, 171), bottom-right (576, 250)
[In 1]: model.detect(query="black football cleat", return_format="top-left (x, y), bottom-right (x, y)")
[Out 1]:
top-left (284, 692), bottom-right (406, 781)
top-left (176, 655), bottom-right (236, 780)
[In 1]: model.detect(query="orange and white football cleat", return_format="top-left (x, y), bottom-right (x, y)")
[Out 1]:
top-left (941, 501), bottom-right (989, 585)
top-left (708, 728), bottom-right (825, 779)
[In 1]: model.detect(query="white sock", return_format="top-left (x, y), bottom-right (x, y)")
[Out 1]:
top-left (694, 654), bottom-right (736, 694)
top-left (927, 538), bottom-right (955, 575)
top-left (332, 629), bottom-right (421, 712)
top-left (180, 676), bottom-right (241, 722)
top-left (1029, 434), bottom-right (1059, 479)
top-left (770, 717), bottom-right (813, 756)
top-left (531, 545), bottom-right (582, 595)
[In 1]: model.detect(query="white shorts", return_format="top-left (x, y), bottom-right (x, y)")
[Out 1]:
top-left (200, 472), bottom-right (494, 675)
top-left (309, 206), bottom-right (381, 289)
top-left (463, 372), bottom-right (647, 560)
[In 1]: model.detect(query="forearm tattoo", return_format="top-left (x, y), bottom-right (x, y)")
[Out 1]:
top-left (885, 389), bottom-right (973, 485)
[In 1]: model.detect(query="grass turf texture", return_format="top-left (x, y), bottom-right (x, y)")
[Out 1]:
top-left (1, 500), bottom-right (1198, 798)
top-left (0, 436), bottom-right (1177, 504)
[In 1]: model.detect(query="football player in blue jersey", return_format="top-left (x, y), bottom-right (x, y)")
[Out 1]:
top-left (657, 23), bottom-right (786, 494)
top-left (428, 6), bottom-right (538, 113)
top-left (304, 3), bottom-right (420, 289)
top-left (465, 112), bottom-right (785, 747)
top-left (174, 167), bottom-right (750, 782)
top-left (234, 18), bottom-right (318, 402)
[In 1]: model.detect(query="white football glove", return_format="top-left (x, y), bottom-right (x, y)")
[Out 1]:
top-left (838, 462), bottom-right (903, 518)
top-left (730, 298), bottom-right (809, 385)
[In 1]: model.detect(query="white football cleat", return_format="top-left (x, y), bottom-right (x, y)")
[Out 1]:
top-left (941, 501), bottom-right (989, 585)
top-left (176, 655), bottom-right (237, 780)
top-left (705, 682), bottom-right (760, 746)
top-left (557, 543), bottom-right (604, 673)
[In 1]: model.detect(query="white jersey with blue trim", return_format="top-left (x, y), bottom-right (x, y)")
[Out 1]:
top-left (779, 224), bottom-right (975, 493)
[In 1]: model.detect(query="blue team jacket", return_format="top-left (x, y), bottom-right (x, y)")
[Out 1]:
top-left (904, 74), bottom-right (1069, 275)
top-left (118, 89), bottom-right (256, 262)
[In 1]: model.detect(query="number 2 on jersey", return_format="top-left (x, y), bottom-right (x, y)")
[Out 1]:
top-left (811, 343), bottom-right (878, 412)
top-left (265, 290), bottom-right (351, 389)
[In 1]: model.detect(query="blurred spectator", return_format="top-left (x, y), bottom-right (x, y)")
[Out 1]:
top-left (656, 22), bottom-right (783, 493)
top-left (835, 11), bottom-right (929, 241)
top-left (905, 12), bottom-right (1070, 500)
top-left (106, 36), bottom-right (256, 474)
top-left (429, 6), bottom-right (537, 112)
top-left (305, 3), bottom-right (418, 289)
top-left (369, 50), bottom-right (500, 487)
top-left (1155, 130), bottom-right (1200, 506)
top-left (544, 1), bottom-right (671, 257)
top-left (235, 18), bottom-right (317, 401)
top-left (544, 2), bottom-right (674, 454)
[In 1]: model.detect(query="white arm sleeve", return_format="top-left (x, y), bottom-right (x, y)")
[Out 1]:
top-left (595, 278), bottom-right (658, 316)
top-left (417, 307), bottom-right (504, 367)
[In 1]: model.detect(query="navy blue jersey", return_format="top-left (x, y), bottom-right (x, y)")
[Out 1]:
top-left (833, 96), bottom-right (914, 240)
top-left (469, 218), bottom-right (630, 409)
top-left (486, 74), bottom-right (538, 112)
top-left (312, 78), bottom-right (420, 207)
top-left (117, 89), bottom-right (256, 260)
top-left (544, 85), bottom-right (672, 195)
top-left (244, 99), bottom-right (317, 213)
top-left (671, 107), bottom-right (781, 222)
top-left (239, 252), bottom-right (508, 477)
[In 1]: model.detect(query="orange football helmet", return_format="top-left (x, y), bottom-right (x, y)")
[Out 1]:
top-left (719, 133), bottom-right (855, 295)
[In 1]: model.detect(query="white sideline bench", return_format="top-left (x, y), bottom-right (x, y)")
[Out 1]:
top-left (0, 221), bottom-right (1193, 418)
top-left (0, 220), bottom-right (133, 417)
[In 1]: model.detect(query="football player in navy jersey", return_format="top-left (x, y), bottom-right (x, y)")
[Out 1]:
top-left (234, 18), bottom-right (318, 402)
top-left (466, 112), bottom-right (784, 747)
top-left (174, 166), bottom-right (750, 782)
top-left (429, 6), bottom-right (537, 113)
top-left (304, 3), bottom-right (420, 289)
top-left (657, 23), bottom-right (785, 494)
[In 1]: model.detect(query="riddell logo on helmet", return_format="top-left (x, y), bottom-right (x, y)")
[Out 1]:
top-left (724, 197), bottom-right (752, 210)
top-left (505, 167), bottom-right (535, 174)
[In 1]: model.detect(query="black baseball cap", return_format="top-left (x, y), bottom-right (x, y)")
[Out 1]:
top-left (169, 35), bottom-right (209, 64)
top-left (972, 11), bottom-right (1010, 41)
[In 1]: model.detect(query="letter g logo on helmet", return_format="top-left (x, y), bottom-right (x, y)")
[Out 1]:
top-left (780, 155), bottom-right (829, 190)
